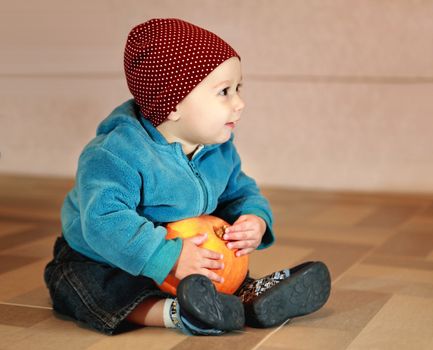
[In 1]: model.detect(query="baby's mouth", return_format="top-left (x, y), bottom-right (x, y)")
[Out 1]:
top-left (225, 120), bottom-right (239, 128)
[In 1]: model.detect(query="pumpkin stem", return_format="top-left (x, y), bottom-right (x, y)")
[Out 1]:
top-left (213, 225), bottom-right (229, 240)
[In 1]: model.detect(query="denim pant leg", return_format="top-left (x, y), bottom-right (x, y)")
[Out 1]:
top-left (44, 236), bottom-right (171, 335)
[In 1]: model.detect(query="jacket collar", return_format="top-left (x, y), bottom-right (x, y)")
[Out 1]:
top-left (137, 114), bottom-right (170, 145)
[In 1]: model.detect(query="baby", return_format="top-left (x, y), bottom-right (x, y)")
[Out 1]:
top-left (44, 18), bottom-right (331, 336)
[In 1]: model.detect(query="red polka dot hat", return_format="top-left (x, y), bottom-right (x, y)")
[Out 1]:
top-left (124, 18), bottom-right (240, 127)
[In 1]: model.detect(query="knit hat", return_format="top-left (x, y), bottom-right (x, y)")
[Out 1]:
top-left (124, 18), bottom-right (240, 127)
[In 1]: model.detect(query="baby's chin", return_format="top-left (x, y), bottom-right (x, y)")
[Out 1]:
top-left (218, 131), bottom-right (234, 144)
top-left (200, 127), bottom-right (234, 146)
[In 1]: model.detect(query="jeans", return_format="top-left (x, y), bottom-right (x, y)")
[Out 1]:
top-left (44, 236), bottom-right (171, 334)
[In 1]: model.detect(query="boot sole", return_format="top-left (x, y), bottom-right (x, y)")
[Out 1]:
top-left (245, 261), bottom-right (331, 328)
top-left (177, 274), bottom-right (245, 331)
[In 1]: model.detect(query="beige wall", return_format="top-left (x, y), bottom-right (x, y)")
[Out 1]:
top-left (1, 0), bottom-right (432, 193)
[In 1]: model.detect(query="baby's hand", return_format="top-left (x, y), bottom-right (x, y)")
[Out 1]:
top-left (171, 233), bottom-right (225, 283)
top-left (223, 214), bottom-right (266, 257)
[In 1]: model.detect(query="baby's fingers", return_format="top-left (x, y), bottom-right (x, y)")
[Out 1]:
top-left (226, 239), bottom-right (256, 250)
top-left (234, 247), bottom-right (255, 257)
top-left (223, 230), bottom-right (255, 242)
top-left (201, 269), bottom-right (224, 283)
top-left (201, 248), bottom-right (223, 261)
top-left (202, 258), bottom-right (224, 270)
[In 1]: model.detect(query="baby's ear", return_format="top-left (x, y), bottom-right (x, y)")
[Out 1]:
top-left (167, 109), bottom-right (181, 122)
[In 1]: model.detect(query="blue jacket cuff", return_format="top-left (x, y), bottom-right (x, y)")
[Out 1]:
top-left (140, 238), bottom-right (183, 284)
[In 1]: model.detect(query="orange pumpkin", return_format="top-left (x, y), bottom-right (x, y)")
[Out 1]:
top-left (159, 215), bottom-right (249, 295)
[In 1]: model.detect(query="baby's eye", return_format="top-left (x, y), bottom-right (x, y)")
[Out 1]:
top-left (218, 87), bottom-right (229, 96)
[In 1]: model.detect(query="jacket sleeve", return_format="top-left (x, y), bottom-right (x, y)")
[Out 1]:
top-left (213, 142), bottom-right (275, 249)
top-left (77, 146), bottom-right (182, 284)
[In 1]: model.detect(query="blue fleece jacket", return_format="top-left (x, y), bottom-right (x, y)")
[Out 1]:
top-left (61, 99), bottom-right (275, 284)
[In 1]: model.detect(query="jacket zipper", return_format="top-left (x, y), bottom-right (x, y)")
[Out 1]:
top-left (188, 161), bottom-right (208, 214)
top-left (175, 143), bottom-right (209, 214)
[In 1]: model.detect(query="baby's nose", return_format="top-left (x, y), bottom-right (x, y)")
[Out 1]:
top-left (234, 94), bottom-right (245, 112)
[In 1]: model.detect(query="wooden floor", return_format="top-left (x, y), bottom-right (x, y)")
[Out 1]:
top-left (1, 174), bottom-right (433, 349)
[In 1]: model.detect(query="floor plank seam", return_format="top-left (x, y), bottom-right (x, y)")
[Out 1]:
top-left (332, 245), bottom-right (379, 285)
top-left (0, 301), bottom-right (53, 310)
top-left (250, 318), bottom-right (291, 350)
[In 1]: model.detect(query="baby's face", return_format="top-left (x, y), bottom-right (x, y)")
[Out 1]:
top-left (167, 57), bottom-right (244, 147)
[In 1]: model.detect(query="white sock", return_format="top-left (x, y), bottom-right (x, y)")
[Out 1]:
top-left (282, 268), bottom-right (291, 278)
top-left (163, 298), bottom-right (176, 328)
